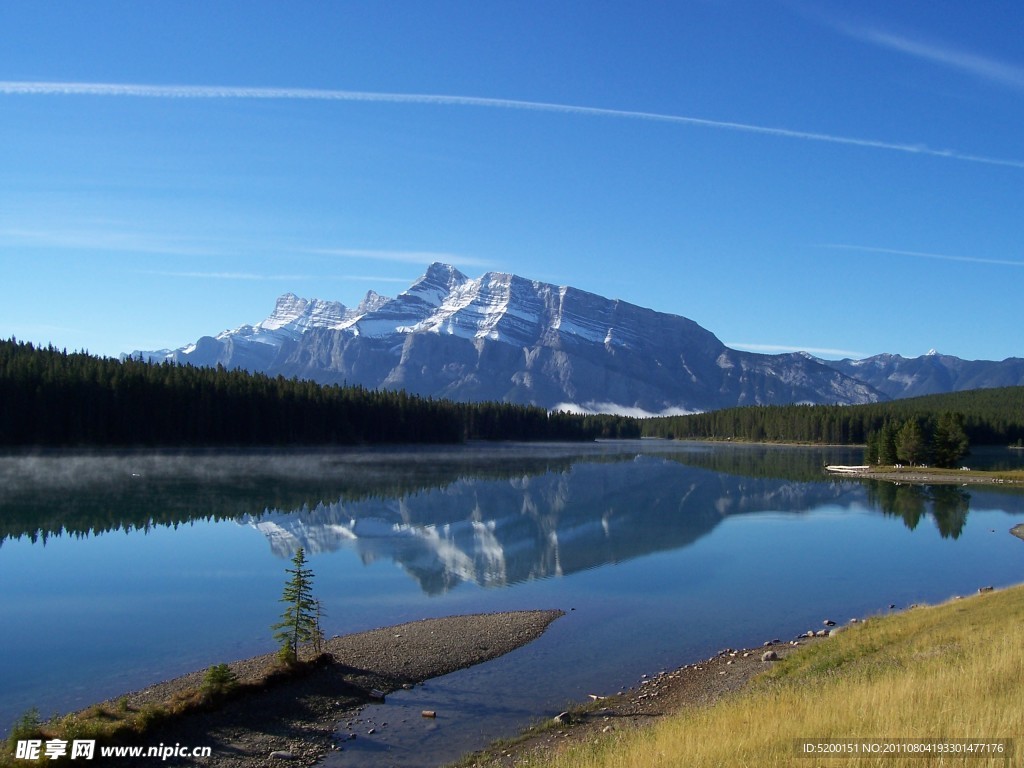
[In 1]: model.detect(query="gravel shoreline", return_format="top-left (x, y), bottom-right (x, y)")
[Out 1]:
top-left (453, 635), bottom-right (827, 768)
top-left (102, 610), bottom-right (563, 768)
top-left (456, 551), bottom-right (1024, 768)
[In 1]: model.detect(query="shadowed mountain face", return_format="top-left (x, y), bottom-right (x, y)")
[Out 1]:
top-left (820, 352), bottom-right (1024, 399)
top-left (134, 263), bottom-right (882, 413)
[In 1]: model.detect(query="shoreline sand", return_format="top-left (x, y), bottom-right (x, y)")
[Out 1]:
top-left (452, 635), bottom-right (829, 768)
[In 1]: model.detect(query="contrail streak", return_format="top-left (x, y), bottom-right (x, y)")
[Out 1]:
top-left (2, 80), bottom-right (1022, 170)
top-left (821, 243), bottom-right (1024, 267)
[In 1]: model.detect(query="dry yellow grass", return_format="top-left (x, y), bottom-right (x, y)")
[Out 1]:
top-left (522, 585), bottom-right (1024, 768)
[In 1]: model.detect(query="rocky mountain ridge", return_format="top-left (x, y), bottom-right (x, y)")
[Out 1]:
top-left (134, 263), bottom-right (1021, 413)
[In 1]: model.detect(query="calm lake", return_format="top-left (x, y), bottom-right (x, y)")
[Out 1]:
top-left (2, 441), bottom-right (1022, 766)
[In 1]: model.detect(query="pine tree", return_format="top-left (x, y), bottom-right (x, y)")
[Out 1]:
top-left (272, 547), bottom-right (318, 665)
top-left (312, 598), bottom-right (326, 655)
top-left (877, 420), bottom-right (900, 465)
top-left (896, 419), bottom-right (926, 466)
top-left (863, 430), bottom-right (880, 465)
top-left (931, 412), bottom-right (970, 468)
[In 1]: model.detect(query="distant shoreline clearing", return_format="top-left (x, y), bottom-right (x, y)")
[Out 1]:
top-left (825, 464), bottom-right (1024, 486)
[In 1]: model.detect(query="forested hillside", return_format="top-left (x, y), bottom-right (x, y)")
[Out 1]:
top-left (0, 339), bottom-right (637, 446)
top-left (641, 387), bottom-right (1024, 449)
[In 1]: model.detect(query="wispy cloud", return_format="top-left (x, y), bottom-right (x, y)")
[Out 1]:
top-left (1, 226), bottom-right (476, 273)
top-left (307, 247), bottom-right (492, 268)
top-left (141, 270), bottom-right (314, 281)
top-left (3, 80), bottom-right (1023, 170)
top-left (0, 226), bottom-right (224, 256)
top-left (141, 270), bottom-right (413, 283)
top-left (727, 341), bottom-right (868, 359)
top-left (820, 243), bottom-right (1024, 268)
top-left (335, 275), bottom-right (414, 284)
top-left (839, 25), bottom-right (1024, 92)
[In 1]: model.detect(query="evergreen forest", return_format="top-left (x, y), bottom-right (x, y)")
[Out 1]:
top-left (0, 339), bottom-right (638, 447)
top-left (640, 387), bottom-right (1024, 466)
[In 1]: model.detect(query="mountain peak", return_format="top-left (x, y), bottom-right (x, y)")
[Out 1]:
top-left (259, 293), bottom-right (348, 332)
top-left (401, 262), bottom-right (471, 309)
top-left (355, 290), bottom-right (391, 314)
top-left (423, 261), bottom-right (469, 286)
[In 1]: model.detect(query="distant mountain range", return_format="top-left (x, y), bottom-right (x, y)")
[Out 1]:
top-left (133, 263), bottom-right (1024, 414)
top-left (820, 352), bottom-right (1024, 400)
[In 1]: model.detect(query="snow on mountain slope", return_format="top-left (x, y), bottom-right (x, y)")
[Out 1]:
top-left (257, 293), bottom-right (349, 332)
top-left (351, 262), bottom-right (467, 338)
top-left (131, 263), bottom-right (885, 412)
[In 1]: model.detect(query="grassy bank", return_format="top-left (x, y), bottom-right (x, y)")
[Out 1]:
top-left (501, 585), bottom-right (1024, 768)
top-left (864, 465), bottom-right (1024, 483)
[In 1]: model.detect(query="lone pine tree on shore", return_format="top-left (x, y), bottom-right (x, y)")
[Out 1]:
top-left (272, 547), bottom-right (321, 665)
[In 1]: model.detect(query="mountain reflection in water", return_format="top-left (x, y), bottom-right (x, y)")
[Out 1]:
top-left (1, 445), bottom-right (1001, 571)
top-left (244, 451), bottom-right (980, 594)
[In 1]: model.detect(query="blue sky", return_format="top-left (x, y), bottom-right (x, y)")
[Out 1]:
top-left (2, 0), bottom-right (1022, 362)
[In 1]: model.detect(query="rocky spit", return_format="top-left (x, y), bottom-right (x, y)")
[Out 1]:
top-left (101, 610), bottom-right (563, 767)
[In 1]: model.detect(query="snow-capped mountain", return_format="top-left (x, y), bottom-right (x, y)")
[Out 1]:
top-left (133, 263), bottom-right (884, 413)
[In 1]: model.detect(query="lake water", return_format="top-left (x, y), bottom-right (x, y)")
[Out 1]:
top-left (1, 442), bottom-right (1022, 766)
